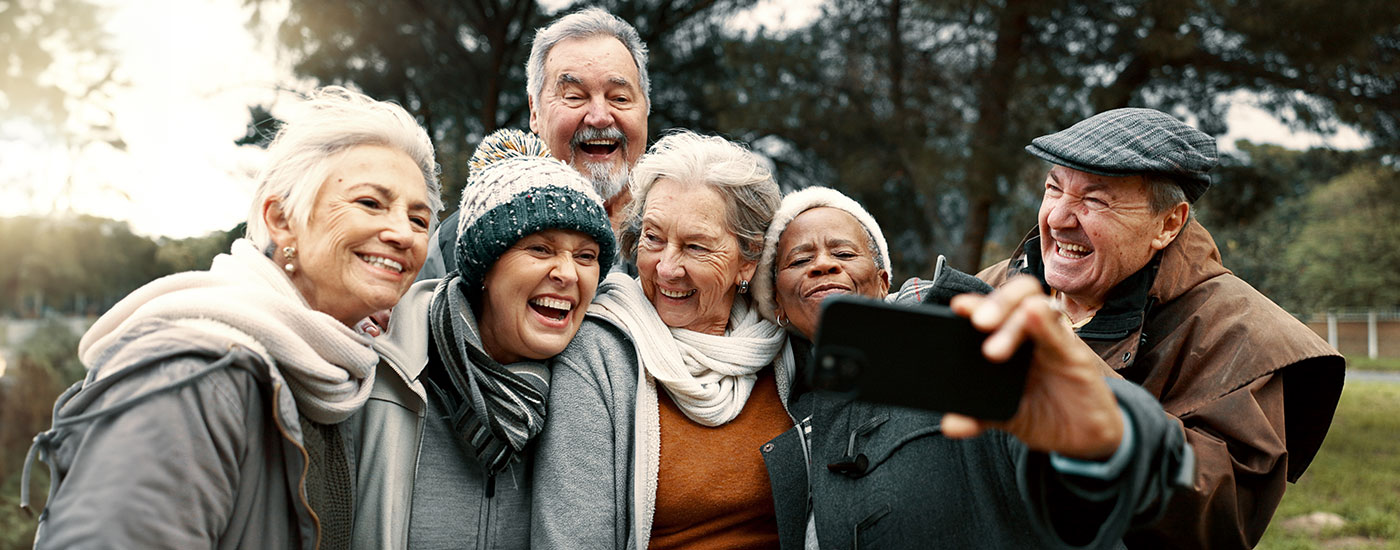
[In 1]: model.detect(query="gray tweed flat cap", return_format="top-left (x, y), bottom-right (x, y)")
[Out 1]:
top-left (1026, 108), bottom-right (1218, 202)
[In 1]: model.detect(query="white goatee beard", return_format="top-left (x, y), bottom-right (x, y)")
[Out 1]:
top-left (581, 160), bottom-right (629, 200)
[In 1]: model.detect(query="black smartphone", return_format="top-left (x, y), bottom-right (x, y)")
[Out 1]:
top-left (810, 295), bottom-right (1031, 421)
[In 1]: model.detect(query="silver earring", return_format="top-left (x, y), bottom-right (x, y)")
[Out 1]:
top-left (738, 280), bottom-right (750, 295)
top-left (283, 246), bottom-right (297, 274)
top-left (776, 312), bottom-right (789, 327)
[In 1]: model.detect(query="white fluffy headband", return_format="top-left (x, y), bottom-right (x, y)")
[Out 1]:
top-left (752, 186), bottom-right (891, 323)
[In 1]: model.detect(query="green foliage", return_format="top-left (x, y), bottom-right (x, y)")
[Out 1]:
top-left (1198, 143), bottom-right (1381, 311)
top-left (0, 0), bottom-right (108, 133)
top-left (1282, 164), bottom-right (1400, 309)
top-left (0, 322), bottom-right (85, 550)
top-left (1346, 357), bottom-right (1400, 374)
top-left (1260, 382), bottom-right (1400, 549)
top-left (0, 215), bottom-right (240, 316)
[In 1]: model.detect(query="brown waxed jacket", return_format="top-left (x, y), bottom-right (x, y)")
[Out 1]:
top-left (980, 219), bottom-right (1345, 550)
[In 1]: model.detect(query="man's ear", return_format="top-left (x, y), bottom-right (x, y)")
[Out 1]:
top-left (262, 196), bottom-right (295, 248)
top-left (528, 96), bottom-right (541, 134)
top-left (1151, 202), bottom-right (1190, 251)
top-left (877, 269), bottom-right (891, 296)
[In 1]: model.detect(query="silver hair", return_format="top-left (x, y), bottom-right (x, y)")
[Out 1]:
top-left (1144, 173), bottom-right (1190, 215)
top-left (621, 130), bottom-right (780, 262)
top-left (525, 7), bottom-right (650, 114)
top-left (245, 86), bottom-right (442, 252)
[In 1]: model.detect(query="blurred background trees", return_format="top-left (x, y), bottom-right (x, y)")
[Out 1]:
top-left (3, 1), bottom-right (1400, 547)
top-left (1, 0), bottom-right (1396, 314)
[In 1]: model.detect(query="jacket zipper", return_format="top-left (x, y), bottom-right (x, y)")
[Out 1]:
top-left (477, 472), bottom-right (496, 548)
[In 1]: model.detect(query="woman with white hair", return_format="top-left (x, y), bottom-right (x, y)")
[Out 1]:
top-left (530, 130), bottom-right (786, 548)
top-left (24, 86), bottom-right (441, 549)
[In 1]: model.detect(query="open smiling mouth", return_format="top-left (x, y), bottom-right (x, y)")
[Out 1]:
top-left (358, 254), bottom-right (404, 273)
top-left (659, 288), bottom-right (696, 299)
top-left (529, 296), bottom-right (573, 322)
top-left (1056, 241), bottom-right (1092, 259)
top-left (578, 138), bottom-right (620, 156)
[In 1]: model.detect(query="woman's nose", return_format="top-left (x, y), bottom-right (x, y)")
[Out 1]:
top-left (551, 253), bottom-right (580, 285)
top-left (655, 247), bottom-right (685, 280)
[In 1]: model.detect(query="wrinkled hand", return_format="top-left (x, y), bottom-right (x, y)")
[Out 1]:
top-left (357, 309), bottom-right (392, 337)
top-left (945, 276), bottom-right (1123, 461)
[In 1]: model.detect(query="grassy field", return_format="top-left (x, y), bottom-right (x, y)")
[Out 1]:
top-left (1258, 381), bottom-right (1400, 549)
top-left (1346, 357), bottom-right (1400, 373)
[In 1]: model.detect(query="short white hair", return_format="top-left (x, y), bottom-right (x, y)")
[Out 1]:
top-left (525, 7), bottom-right (650, 114)
top-left (245, 86), bottom-right (442, 252)
top-left (621, 130), bottom-right (779, 263)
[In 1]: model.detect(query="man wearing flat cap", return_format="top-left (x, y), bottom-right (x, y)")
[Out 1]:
top-left (964, 108), bottom-right (1344, 548)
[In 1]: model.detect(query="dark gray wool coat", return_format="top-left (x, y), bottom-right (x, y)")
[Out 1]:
top-left (760, 271), bottom-right (1194, 550)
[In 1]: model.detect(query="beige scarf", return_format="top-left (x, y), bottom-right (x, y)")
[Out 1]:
top-left (78, 239), bottom-right (378, 424)
top-left (588, 272), bottom-right (791, 426)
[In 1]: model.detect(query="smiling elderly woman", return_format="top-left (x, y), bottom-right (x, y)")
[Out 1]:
top-left (24, 87), bottom-right (441, 549)
top-left (348, 129), bottom-right (616, 550)
top-left (530, 130), bottom-right (786, 549)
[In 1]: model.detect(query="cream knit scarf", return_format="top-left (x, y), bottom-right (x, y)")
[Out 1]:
top-left (588, 272), bottom-right (791, 427)
top-left (78, 239), bottom-right (379, 424)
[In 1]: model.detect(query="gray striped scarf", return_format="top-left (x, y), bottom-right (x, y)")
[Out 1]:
top-left (424, 276), bottom-right (549, 474)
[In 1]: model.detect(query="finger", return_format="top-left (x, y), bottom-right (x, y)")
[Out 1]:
top-left (949, 292), bottom-right (987, 317)
top-left (968, 276), bottom-right (1045, 332)
top-left (940, 413), bottom-right (986, 439)
top-left (983, 303), bottom-right (1032, 363)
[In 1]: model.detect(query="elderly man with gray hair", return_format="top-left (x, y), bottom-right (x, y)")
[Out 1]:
top-left (919, 108), bottom-right (1345, 549)
top-left (418, 6), bottom-right (649, 282)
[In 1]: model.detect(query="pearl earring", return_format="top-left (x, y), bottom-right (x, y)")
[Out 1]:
top-left (283, 246), bottom-right (297, 273)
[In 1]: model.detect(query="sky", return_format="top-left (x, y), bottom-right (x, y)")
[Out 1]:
top-left (0, 0), bottom-right (1370, 240)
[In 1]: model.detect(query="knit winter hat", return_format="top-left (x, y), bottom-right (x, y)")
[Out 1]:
top-left (453, 129), bottom-right (616, 293)
top-left (752, 186), bottom-right (892, 323)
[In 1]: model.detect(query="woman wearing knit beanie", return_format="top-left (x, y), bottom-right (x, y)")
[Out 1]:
top-left (748, 187), bottom-right (1195, 548)
top-left (348, 129), bottom-right (616, 549)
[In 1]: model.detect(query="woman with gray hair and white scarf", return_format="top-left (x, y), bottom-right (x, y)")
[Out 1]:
top-left (24, 87), bottom-right (441, 549)
top-left (530, 130), bottom-right (788, 549)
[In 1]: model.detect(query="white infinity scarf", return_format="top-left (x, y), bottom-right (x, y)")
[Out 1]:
top-left (78, 239), bottom-right (379, 424)
top-left (589, 272), bottom-right (791, 426)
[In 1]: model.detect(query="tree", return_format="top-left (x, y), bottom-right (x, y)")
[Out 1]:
top-left (1283, 162), bottom-right (1400, 310)
top-left (1, 0), bottom-right (123, 202)
top-left (1197, 141), bottom-right (1379, 310)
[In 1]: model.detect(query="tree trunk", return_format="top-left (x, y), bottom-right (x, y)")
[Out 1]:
top-left (953, 0), bottom-right (1030, 272)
